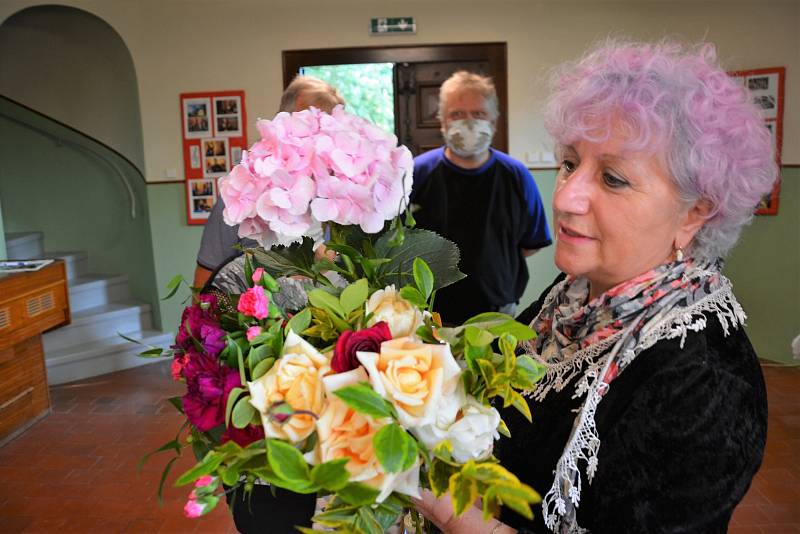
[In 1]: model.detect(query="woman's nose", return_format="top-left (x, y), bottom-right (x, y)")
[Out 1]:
top-left (553, 167), bottom-right (591, 216)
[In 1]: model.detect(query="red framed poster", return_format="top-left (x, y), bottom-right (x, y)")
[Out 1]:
top-left (728, 67), bottom-right (785, 215)
top-left (180, 90), bottom-right (248, 224)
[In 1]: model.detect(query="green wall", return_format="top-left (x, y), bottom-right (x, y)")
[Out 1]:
top-left (146, 182), bottom-right (204, 334)
top-left (0, 197), bottom-right (6, 260)
top-left (0, 100), bottom-right (160, 324)
top-left (520, 167), bottom-right (800, 364)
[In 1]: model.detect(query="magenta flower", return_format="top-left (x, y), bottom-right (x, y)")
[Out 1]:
top-left (238, 285), bottom-right (270, 319)
top-left (183, 354), bottom-right (241, 432)
top-left (174, 295), bottom-right (225, 357)
top-left (221, 423), bottom-right (265, 448)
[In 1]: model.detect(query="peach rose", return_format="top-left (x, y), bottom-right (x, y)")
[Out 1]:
top-left (306, 367), bottom-right (420, 502)
top-left (248, 330), bottom-right (331, 442)
top-left (356, 337), bottom-right (461, 429)
top-left (365, 285), bottom-right (424, 338)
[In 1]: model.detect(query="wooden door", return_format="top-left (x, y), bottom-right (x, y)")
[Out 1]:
top-left (283, 43), bottom-right (508, 156)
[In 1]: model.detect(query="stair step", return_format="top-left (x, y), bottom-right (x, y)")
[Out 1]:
top-left (66, 273), bottom-right (130, 313)
top-left (42, 251), bottom-right (89, 280)
top-left (45, 330), bottom-right (175, 385)
top-left (43, 300), bottom-right (153, 353)
top-left (5, 231), bottom-right (44, 260)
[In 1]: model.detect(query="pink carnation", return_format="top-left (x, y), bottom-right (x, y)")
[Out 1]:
top-left (252, 267), bottom-right (265, 284)
top-left (195, 475), bottom-right (215, 488)
top-left (246, 326), bottom-right (262, 341)
top-left (238, 286), bottom-right (270, 319)
top-left (183, 499), bottom-right (204, 518)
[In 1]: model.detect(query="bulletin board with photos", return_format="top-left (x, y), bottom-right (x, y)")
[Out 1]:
top-left (728, 67), bottom-right (785, 215)
top-left (180, 90), bottom-right (247, 225)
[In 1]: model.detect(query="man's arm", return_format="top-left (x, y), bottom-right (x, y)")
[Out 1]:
top-left (194, 265), bottom-right (213, 289)
top-left (522, 248), bottom-right (541, 258)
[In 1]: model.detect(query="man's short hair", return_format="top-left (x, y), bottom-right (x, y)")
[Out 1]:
top-left (279, 75), bottom-right (345, 113)
top-left (438, 71), bottom-right (499, 121)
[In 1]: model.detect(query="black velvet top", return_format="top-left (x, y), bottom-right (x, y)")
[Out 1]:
top-left (497, 279), bottom-right (768, 533)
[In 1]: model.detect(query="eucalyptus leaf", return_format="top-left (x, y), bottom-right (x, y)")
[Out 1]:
top-left (225, 387), bottom-right (247, 427)
top-left (251, 357), bottom-right (276, 381)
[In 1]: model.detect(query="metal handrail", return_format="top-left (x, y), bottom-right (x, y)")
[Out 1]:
top-left (0, 111), bottom-right (137, 220)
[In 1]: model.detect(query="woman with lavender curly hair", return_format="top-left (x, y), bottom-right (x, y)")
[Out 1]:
top-left (417, 39), bottom-right (775, 533)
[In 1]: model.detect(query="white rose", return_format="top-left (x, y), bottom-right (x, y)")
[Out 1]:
top-left (366, 285), bottom-right (424, 338)
top-left (356, 337), bottom-right (461, 429)
top-left (306, 367), bottom-right (420, 502)
top-left (447, 399), bottom-right (501, 463)
top-left (248, 330), bottom-right (331, 443)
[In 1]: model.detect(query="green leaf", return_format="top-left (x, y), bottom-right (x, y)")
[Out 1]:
top-left (373, 423), bottom-right (418, 473)
top-left (449, 472), bottom-right (478, 516)
top-left (308, 288), bottom-right (346, 318)
top-left (512, 355), bottom-right (547, 389)
top-left (464, 326), bottom-right (495, 347)
top-left (247, 344), bottom-right (272, 370)
top-left (463, 312), bottom-right (514, 326)
top-left (429, 458), bottom-right (457, 497)
top-left (374, 228), bottom-right (466, 291)
top-left (340, 278), bottom-right (369, 314)
top-left (494, 485), bottom-right (539, 520)
top-left (311, 505), bottom-right (359, 527)
top-left (488, 320), bottom-right (536, 342)
top-left (399, 286), bottom-right (427, 308)
top-left (285, 308), bottom-right (312, 336)
top-left (497, 418), bottom-right (511, 438)
top-left (232, 395), bottom-right (256, 429)
top-left (266, 439), bottom-right (311, 484)
top-left (412, 257), bottom-right (434, 299)
top-left (477, 358), bottom-right (496, 387)
top-left (244, 254), bottom-right (254, 286)
top-left (461, 461), bottom-right (517, 485)
top-left (167, 396), bottom-right (184, 414)
top-left (336, 482), bottom-right (381, 507)
top-left (355, 507), bottom-right (384, 534)
top-left (225, 387), bottom-right (247, 427)
top-left (310, 458), bottom-right (351, 491)
top-left (162, 274), bottom-right (184, 300)
top-left (252, 238), bottom-right (316, 279)
top-left (251, 357), bottom-right (276, 380)
top-left (509, 390), bottom-right (532, 422)
top-left (157, 456), bottom-right (180, 504)
top-left (175, 452), bottom-right (224, 486)
top-left (333, 382), bottom-right (394, 419)
top-left (373, 496), bottom-right (405, 531)
top-left (431, 440), bottom-right (454, 463)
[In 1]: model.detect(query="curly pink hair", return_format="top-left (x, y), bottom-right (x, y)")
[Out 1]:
top-left (545, 39), bottom-right (778, 259)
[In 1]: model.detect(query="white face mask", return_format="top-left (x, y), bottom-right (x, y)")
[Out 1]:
top-left (443, 119), bottom-right (494, 159)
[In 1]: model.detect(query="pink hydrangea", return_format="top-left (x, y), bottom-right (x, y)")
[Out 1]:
top-left (237, 286), bottom-right (270, 319)
top-left (218, 106), bottom-right (414, 248)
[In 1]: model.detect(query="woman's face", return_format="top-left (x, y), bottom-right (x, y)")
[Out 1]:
top-left (552, 131), bottom-right (705, 298)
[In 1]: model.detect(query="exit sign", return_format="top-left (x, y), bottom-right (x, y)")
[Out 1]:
top-left (370, 17), bottom-right (416, 36)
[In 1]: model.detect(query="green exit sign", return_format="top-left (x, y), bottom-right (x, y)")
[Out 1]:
top-left (370, 17), bottom-right (416, 36)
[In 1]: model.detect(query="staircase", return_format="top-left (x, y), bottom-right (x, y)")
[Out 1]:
top-left (5, 231), bottom-right (173, 385)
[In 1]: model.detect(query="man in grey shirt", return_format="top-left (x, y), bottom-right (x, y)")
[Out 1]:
top-left (193, 76), bottom-right (345, 288)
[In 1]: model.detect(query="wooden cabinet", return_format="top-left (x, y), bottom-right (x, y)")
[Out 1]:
top-left (0, 261), bottom-right (70, 443)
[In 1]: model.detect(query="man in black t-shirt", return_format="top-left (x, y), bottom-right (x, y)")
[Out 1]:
top-left (410, 71), bottom-right (551, 324)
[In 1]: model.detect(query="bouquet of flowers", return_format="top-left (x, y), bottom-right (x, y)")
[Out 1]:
top-left (144, 107), bottom-right (545, 533)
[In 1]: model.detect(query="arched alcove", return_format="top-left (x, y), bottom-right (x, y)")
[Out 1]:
top-left (0, 5), bottom-right (162, 329)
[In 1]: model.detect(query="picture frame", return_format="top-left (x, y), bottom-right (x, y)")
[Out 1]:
top-left (201, 138), bottom-right (230, 178)
top-left (213, 95), bottom-right (243, 137)
top-left (416, 83), bottom-right (441, 128)
top-left (183, 97), bottom-right (212, 139)
top-left (728, 67), bottom-right (784, 215)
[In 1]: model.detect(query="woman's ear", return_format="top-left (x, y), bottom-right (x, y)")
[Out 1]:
top-left (676, 198), bottom-right (714, 249)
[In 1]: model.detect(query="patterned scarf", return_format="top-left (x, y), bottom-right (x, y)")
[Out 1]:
top-left (525, 258), bottom-right (745, 533)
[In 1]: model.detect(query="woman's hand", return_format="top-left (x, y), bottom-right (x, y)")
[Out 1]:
top-left (413, 490), bottom-right (516, 534)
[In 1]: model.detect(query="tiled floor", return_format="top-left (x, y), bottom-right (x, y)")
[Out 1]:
top-left (0, 360), bottom-right (798, 533)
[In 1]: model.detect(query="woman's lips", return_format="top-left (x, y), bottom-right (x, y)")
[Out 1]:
top-left (558, 224), bottom-right (595, 244)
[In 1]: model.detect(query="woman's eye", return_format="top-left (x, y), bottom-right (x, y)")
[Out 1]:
top-left (560, 159), bottom-right (577, 173)
top-left (603, 172), bottom-right (629, 189)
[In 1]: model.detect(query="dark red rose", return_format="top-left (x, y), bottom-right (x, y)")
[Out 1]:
top-left (332, 321), bottom-right (392, 373)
